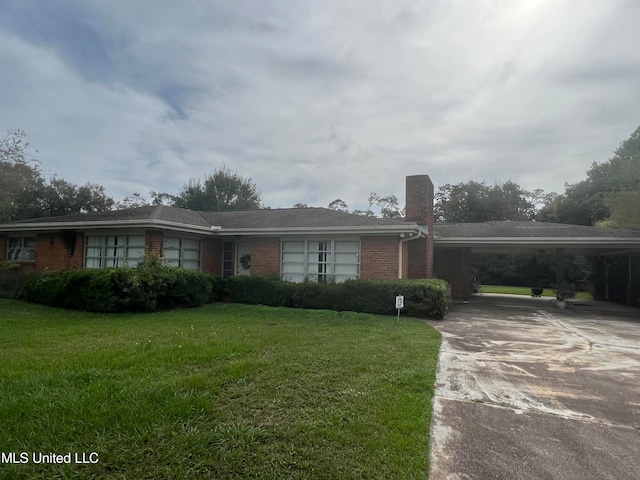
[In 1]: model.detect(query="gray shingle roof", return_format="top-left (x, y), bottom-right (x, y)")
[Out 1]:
top-left (434, 221), bottom-right (640, 239)
top-left (3, 205), bottom-right (414, 229)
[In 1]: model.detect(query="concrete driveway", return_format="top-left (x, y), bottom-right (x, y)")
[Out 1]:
top-left (428, 294), bottom-right (640, 480)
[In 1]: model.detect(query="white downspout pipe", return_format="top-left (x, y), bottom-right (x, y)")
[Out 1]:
top-left (398, 227), bottom-right (428, 279)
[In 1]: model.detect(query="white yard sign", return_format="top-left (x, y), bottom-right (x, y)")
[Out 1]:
top-left (395, 295), bottom-right (404, 321)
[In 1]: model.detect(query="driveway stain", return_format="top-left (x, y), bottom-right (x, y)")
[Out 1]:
top-left (428, 295), bottom-right (640, 480)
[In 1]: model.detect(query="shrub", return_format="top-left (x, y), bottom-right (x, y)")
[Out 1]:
top-left (225, 276), bottom-right (449, 319)
top-left (0, 262), bottom-right (34, 299)
top-left (20, 264), bottom-right (214, 313)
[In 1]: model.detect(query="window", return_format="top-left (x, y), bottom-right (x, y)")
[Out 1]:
top-left (222, 241), bottom-right (233, 277)
top-left (7, 236), bottom-right (37, 262)
top-left (85, 235), bottom-right (145, 268)
top-left (281, 240), bottom-right (360, 283)
top-left (163, 237), bottom-right (201, 270)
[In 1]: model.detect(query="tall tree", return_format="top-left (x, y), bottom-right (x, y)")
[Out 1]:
top-left (174, 166), bottom-right (262, 211)
top-left (435, 180), bottom-right (536, 223)
top-left (1, 130), bottom-right (115, 220)
top-left (0, 130), bottom-right (41, 221)
top-left (538, 125), bottom-right (640, 225)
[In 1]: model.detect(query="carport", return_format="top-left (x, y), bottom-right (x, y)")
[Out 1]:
top-left (433, 221), bottom-right (640, 305)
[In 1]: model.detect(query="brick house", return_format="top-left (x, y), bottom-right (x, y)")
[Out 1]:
top-left (0, 175), bottom-right (436, 284)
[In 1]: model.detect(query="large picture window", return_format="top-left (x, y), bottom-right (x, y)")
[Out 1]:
top-left (163, 237), bottom-right (201, 270)
top-left (281, 240), bottom-right (360, 283)
top-left (7, 236), bottom-right (37, 262)
top-left (85, 235), bottom-right (145, 268)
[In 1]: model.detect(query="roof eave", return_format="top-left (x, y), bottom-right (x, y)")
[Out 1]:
top-left (0, 219), bottom-right (219, 235)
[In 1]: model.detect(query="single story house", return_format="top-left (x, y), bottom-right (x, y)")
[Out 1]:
top-left (0, 175), bottom-right (435, 284)
top-left (3, 174), bottom-right (640, 302)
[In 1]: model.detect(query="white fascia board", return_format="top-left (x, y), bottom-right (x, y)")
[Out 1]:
top-left (0, 220), bottom-right (422, 238)
top-left (0, 219), bottom-right (220, 235)
top-left (216, 225), bottom-right (424, 237)
top-left (434, 237), bottom-right (640, 248)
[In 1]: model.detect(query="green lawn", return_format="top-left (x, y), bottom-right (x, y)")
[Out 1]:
top-left (0, 300), bottom-right (441, 479)
top-left (480, 285), bottom-right (592, 299)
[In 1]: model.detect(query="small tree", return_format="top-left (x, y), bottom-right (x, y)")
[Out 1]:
top-left (174, 166), bottom-right (262, 211)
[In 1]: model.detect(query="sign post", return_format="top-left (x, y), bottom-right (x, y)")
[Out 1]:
top-left (395, 294), bottom-right (404, 321)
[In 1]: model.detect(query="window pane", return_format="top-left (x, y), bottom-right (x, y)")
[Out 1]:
top-left (335, 241), bottom-right (359, 252)
top-left (8, 238), bottom-right (20, 249)
top-left (163, 249), bottom-right (180, 259)
top-left (86, 247), bottom-right (102, 257)
top-left (24, 237), bottom-right (37, 248)
top-left (282, 252), bottom-right (304, 263)
top-left (183, 250), bottom-right (200, 260)
top-left (335, 253), bottom-right (358, 264)
top-left (86, 236), bottom-right (102, 246)
top-left (182, 260), bottom-right (199, 270)
top-left (182, 239), bottom-right (199, 249)
top-left (85, 258), bottom-right (101, 268)
top-left (164, 237), bottom-right (180, 249)
top-left (282, 241), bottom-right (304, 252)
top-left (282, 263), bottom-right (305, 274)
top-left (127, 247), bottom-right (145, 258)
top-left (165, 259), bottom-right (180, 266)
top-left (128, 236), bottom-right (145, 246)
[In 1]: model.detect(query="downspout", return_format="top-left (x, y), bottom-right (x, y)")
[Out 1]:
top-left (398, 226), bottom-right (428, 279)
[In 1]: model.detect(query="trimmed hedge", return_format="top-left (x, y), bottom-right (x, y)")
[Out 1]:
top-left (0, 262), bottom-right (34, 299)
top-left (20, 265), bottom-right (214, 313)
top-left (226, 276), bottom-right (449, 319)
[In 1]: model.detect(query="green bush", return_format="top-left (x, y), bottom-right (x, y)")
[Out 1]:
top-left (0, 262), bottom-right (35, 299)
top-left (20, 264), bottom-right (214, 313)
top-left (226, 276), bottom-right (449, 319)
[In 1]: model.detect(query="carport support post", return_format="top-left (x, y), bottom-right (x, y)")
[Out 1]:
top-left (555, 248), bottom-right (565, 300)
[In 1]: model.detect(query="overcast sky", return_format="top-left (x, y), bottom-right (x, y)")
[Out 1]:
top-left (1, 0), bottom-right (639, 211)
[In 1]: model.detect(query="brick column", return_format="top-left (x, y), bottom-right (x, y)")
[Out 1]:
top-left (405, 175), bottom-right (435, 278)
top-left (145, 230), bottom-right (164, 258)
top-left (251, 237), bottom-right (281, 276)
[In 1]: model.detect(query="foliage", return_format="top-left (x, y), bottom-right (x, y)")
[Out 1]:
top-left (0, 130), bottom-right (42, 222)
top-left (326, 192), bottom-right (404, 218)
top-left (226, 276), bottom-right (450, 319)
top-left (597, 190), bottom-right (640, 229)
top-left (538, 125), bottom-right (640, 226)
top-left (19, 263), bottom-right (214, 312)
top-left (15, 176), bottom-right (114, 219)
top-left (0, 301), bottom-right (440, 479)
top-left (435, 180), bottom-right (537, 223)
top-left (472, 253), bottom-right (591, 292)
top-left (174, 166), bottom-right (262, 211)
top-left (1, 130), bottom-right (115, 221)
top-left (0, 261), bottom-right (34, 298)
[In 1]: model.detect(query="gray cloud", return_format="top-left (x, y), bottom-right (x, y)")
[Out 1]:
top-left (0, 0), bottom-right (639, 213)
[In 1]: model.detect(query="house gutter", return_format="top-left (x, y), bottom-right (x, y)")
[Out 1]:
top-left (398, 226), bottom-right (428, 279)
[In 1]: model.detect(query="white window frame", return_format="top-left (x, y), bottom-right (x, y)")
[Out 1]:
top-left (162, 237), bottom-right (201, 270)
top-left (84, 235), bottom-right (146, 268)
top-left (281, 238), bottom-right (360, 283)
top-left (7, 236), bottom-right (37, 262)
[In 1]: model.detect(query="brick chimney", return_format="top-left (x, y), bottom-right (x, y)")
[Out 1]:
top-left (405, 175), bottom-right (435, 278)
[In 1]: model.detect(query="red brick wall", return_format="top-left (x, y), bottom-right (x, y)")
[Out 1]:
top-left (0, 234), bottom-right (6, 262)
top-left (360, 236), bottom-right (399, 280)
top-left (433, 247), bottom-right (472, 299)
top-left (405, 175), bottom-right (435, 278)
top-left (250, 237), bottom-right (281, 276)
top-left (202, 238), bottom-right (223, 275)
top-left (145, 230), bottom-right (164, 257)
top-left (34, 232), bottom-right (84, 271)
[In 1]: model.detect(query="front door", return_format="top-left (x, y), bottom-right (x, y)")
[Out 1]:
top-left (236, 241), bottom-right (251, 276)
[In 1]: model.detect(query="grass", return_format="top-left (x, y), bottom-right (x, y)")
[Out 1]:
top-left (480, 285), bottom-right (592, 299)
top-left (0, 299), bottom-right (441, 479)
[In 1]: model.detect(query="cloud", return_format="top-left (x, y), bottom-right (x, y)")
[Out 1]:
top-left (0, 0), bottom-right (639, 213)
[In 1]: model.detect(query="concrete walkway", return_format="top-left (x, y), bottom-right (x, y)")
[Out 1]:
top-left (428, 294), bottom-right (640, 480)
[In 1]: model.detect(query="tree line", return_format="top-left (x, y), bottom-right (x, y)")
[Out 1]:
top-left (1, 125), bottom-right (639, 229)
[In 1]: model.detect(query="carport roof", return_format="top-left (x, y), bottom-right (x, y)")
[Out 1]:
top-left (434, 221), bottom-right (640, 254)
